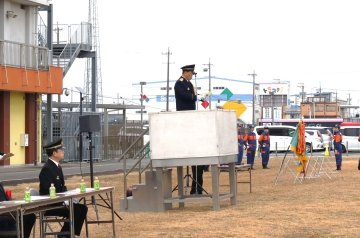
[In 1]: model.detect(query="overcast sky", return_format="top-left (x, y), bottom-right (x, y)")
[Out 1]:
top-left (49, 0), bottom-right (360, 104)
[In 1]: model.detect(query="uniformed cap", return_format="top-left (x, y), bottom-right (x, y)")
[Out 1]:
top-left (237, 124), bottom-right (242, 127)
top-left (43, 138), bottom-right (63, 151)
top-left (264, 126), bottom-right (269, 129)
top-left (334, 124), bottom-right (340, 129)
top-left (248, 125), bottom-right (254, 129)
top-left (180, 64), bottom-right (195, 71)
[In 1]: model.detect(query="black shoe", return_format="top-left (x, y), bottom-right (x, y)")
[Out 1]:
top-left (57, 236), bottom-right (70, 238)
top-left (262, 165), bottom-right (270, 169)
top-left (336, 165), bottom-right (341, 171)
top-left (203, 169), bottom-right (210, 172)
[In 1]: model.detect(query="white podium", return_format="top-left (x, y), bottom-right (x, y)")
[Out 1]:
top-left (149, 110), bottom-right (238, 211)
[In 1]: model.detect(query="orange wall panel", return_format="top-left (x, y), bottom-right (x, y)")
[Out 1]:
top-left (0, 66), bottom-right (63, 94)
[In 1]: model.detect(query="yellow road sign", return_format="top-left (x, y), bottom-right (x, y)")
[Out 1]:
top-left (222, 102), bottom-right (247, 118)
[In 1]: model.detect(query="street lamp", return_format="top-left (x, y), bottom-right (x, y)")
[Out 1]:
top-left (140, 82), bottom-right (146, 126)
top-left (75, 87), bottom-right (86, 162)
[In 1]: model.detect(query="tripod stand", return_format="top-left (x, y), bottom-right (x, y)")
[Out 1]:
top-left (172, 166), bottom-right (208, 194)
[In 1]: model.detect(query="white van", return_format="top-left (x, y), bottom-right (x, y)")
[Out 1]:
top-left (339, 122), bottom-right (360, 152)
top-left (254, 125), bottom-right (323, 153)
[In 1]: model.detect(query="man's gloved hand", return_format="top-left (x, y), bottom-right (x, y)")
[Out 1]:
top-left (197, 94), bottom-right (205, 101)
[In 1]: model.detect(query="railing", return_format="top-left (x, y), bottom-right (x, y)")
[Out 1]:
top-left (0, 40), bottom-right (49, 70)
top-left (53, 22), bottom-right (91, 72)
top-left (37, 13), bottom-right (47, 47)
top-left (118, 127), bottom-right (151, 210)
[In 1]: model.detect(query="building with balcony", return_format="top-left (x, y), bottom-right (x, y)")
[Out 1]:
top-left (0, 0), bottom-right (63, 165)
top-left (300, 97), bottom-right (341, 118)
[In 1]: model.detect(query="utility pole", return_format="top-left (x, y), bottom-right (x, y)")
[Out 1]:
top-left (162, 47), bottom-right (172, 112)
top-left (348, 92), bottom-right (351, 105)
top-left (53, 22), bottom-right (62, 45)
top-left (203, 59), bottom-right (213, 109)
top-left (335, 90), bottom-right (338, 118)
top-left (140, 82), bottom-right (146, 125)
top-left (297, 83), bottom-right (305, 103)
top-left (248, 71), bottom-right (257, 125)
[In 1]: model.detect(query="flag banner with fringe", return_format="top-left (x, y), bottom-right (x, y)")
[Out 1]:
top-left (290, 120), bottom-right (308, 172)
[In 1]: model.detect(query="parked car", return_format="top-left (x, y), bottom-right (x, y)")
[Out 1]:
top-left (305, 127), bottom-right (333, 150)
top-left (254, 125), bottom-right (322, 153)
top-left (339, 123), bottom-right (360, 152)
top-left (304, 129), bottom-right (324, 151)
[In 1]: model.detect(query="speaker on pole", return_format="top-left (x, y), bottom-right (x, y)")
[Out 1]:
top-left (79, 115), bottom-right (101, 133)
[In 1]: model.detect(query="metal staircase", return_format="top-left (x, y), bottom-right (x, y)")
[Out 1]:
top-left (37, 14), bottom-right (92, 77)
top-left (118, 128), bottom-right (163, 212)
top-left (52, 22), bottom-right (92, 76)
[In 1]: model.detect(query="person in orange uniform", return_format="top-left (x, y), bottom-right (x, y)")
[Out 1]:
top-left (333, 124), bottom-right (343, 170)
top-left (244, 125), bottom-right (257, 170)
top-left (258, 126), bottom-right (270, 169)
top-left (236, 124), bottom-right (244, 165)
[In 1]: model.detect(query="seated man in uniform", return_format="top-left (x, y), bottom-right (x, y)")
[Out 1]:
top-left (39, 138), bottom-right (88, 238)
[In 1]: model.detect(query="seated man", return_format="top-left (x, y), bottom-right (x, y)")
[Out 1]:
top-left (0, 182), bottom-right (36, 238)
top-left (39, 138), bottom-right (88, 238)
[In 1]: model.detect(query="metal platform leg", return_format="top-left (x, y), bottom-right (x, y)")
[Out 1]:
top-left (228, 162), bottom-right (237, 205)
top-left (156, 167), bottom-right (165, 212)
top-left (177, 166), bottom-right (185, 208)
top-left (211, 164), bottom-right (220, 211)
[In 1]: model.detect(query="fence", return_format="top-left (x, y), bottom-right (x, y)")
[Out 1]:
top-left (42, 110), bottom-right (146, 162)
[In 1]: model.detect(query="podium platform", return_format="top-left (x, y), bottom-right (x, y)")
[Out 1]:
top-left (149, 110), bottom-right (238, 212)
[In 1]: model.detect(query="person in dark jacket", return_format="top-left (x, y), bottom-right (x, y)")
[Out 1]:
top-left (0, 181), bottom-right (36, 238)
top-left (333, 124), bottom-right (343, 170)
top-left (174, 64), bottom-right (205, 194)
top-left (39, 138), bottom-right (88, 238)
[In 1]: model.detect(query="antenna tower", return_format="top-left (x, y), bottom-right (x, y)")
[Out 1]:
top-left (84, 0), bottom-right (103, 110)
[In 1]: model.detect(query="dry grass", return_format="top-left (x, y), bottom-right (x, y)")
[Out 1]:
top-left (6, 156), bottom-right (360, 238)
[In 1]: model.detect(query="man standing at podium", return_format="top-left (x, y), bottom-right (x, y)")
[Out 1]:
top-left (174, 64), bottom-right (205, 194)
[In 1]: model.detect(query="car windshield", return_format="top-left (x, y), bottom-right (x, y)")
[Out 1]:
top-left (306, 131), bottom-right (314, 135)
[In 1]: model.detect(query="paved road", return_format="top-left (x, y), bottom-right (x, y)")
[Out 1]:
top-left (1, 150), bottom-right (359, 184)
top-left (0, 158), bottom-right (150, 183)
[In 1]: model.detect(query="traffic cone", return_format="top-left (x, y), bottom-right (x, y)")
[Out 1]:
top-left (324, 144), bottom-right (330, 156)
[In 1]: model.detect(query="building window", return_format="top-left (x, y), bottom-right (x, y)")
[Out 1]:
top-left (197, 87), bottom-right (201, 90)
top-left (255, 86), bottom-right (259, 90)
top-left (326, 105), bottom-right (336, 112)
top-left (264, 108), bottom-right (270, 118)
top-left (213, 86), bottom-right (225, 90)
top-left (160, 87), bottom-right (172, 90)
top-left (135, 111), bottom-right (147, 113)
top-left (315, 106), bottom-right (323, 112)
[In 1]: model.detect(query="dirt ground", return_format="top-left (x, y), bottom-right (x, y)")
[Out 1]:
top-left (4, 156), bottom-right (360, 238)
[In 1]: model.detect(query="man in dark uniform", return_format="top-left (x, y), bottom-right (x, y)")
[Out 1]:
top-left (39, 138), bottom-right (88, 238)
top-left (174, 64), bottom-right (205, 195)
top-left (0, 182), bottom-right (36, 238)
top-left (258, 126), bottom-right (270, 169)
top-left (333, 124), bottom-right (342, 170)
